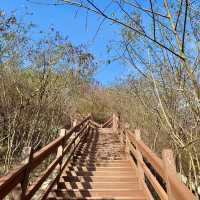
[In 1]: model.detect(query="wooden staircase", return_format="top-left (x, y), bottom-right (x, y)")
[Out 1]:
top-left (0, 114), bottom-right (197, 200)
top-left (47, 127), bottom-right (148, 200)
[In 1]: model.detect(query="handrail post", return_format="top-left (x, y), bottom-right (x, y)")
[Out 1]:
top-left (56, 129), bottom-right (66, 160)
top-left (56, 129), bottom-right (65, 188)
top-left (135, 129), bottom-right (145, 184)
top-left (72, 119), bottom-right (77, 153)
top-left (113, 113), bottom-right (119, 134)
top-left (11, 147), bottom-right (33, 200)
top-left (125, 123), bottom-right (130, 154)
top-left (73, 119), bottom-right (78, 128)
top-left (162, 149), bottom-right (176, 200)
top-left (119, 128), bottom-right (125, 145)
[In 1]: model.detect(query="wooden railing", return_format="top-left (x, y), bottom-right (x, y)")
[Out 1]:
top-left (113, 113), bottom-right (198, 200)
top-left (0, 115), bottom-right (92, 200)
top-left (102, 116), bottom-right (113, 128)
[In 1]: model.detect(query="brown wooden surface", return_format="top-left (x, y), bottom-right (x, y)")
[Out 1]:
top-left (125, 129), bottom-right (197, 200)
top-left (27, 122), bottom-right (89, 199)
top-left (127, 130), bottom-right (165, 178)
top-left (42, 126), bottom-right (90, 200)
top-left (0, 165), bottom-right (27, 198)
top-left (141, 160), bottom-right (168, 200)
top-left (162, 149), bottom-right (176, 200)
top-left (26, 156), bottom-right (61, 199)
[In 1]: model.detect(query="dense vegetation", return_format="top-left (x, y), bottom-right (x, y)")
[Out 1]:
top-left (0, 0), bottom-right (200, 197)
top-left (0, 10), bottom-right (98, 173)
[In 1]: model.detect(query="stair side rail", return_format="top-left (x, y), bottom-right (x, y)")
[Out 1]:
top-left (0, 115), bottom-right (91, 200)
top-left (118, 124), bottom-right (197, 200)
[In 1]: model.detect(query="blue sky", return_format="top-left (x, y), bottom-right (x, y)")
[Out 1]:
top-left (1, 0), bottom-right (133, 85)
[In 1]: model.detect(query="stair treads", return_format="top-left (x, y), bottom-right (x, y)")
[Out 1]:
top-left (62, 176), bottom-right (139, 182)
top-left (47, 127), bottom-right (148, 200)
top-left (48, 195), bottom-right (146, 200)
top-left (50, 189), bottom-right (145, 198)
top-left (57, 181), bottom-right (140, 190)
top-left (68, 162), bottom-right (131, 167)
top-left (63, 171), bottom-right (137, 176)
top-left (70, 160), bottom-right (130, 163)
top-left (66, 166), bottom-right (134, 171)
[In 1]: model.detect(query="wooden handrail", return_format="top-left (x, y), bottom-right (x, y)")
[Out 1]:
top-left (0, 115), bottom-right (91, 199)
top-left (129, 131), bottom-right (197, 200)
top-left (169, 173), bottom-right (197, 200)
top-left (0, 165), bottom-right (27, 198)
top-left (115, 117), bottom-right (197, 200)
top-left (41, 123), bottom-right (90, 200)
top-left (102, 116), bottom-right (113, 128)
top-left (26, 122), bottom-right (90, 200)
top-left (127, 130), bottom-right (165, 179)
top-left (141, 160), bottom-right (168, 200)
top-left (89, 119), bottom-right (101, 128)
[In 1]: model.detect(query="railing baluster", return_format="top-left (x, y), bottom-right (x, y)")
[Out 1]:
top-left (12, 147), bottom-right (33, 200)
top-left (21, 147), bottom-right (33, 200)
top-left (0, 115), bottom-right (91, 199)
top-left (135, 129), bottom-right (145, 186)
top-left (56, 129), bottom-right (66, 188)
top-left (125, 123), bottom-right (130, 156)
top-left (72, 119), bottom-right (78, 156)
top-left (119, 128), bottom-right (125, 145)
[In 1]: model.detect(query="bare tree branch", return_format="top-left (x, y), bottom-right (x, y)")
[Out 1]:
top-left (123, 0), bottom-right (169, 19)
top-left (149, 0), bottom-right (156, 40)
top-left (27, 0), bottom-right (185, 59)
top-left (115, 0), bottom-right (146, 34)
top-left (84, 0), bottom-right (185, 60)
top-left (182, 0), bottom-right (189, 53)
top-left (175, 0), bottom-right (183, 31)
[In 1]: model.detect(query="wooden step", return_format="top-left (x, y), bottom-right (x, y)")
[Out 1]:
top-left (48, 196), bottom-right (146, 200)
top-left (47, 127), bottom-right (147, 200)
top-left (66, 166), bottom-right (134, 171)
top-left (69, 162), bottom-right (131, 167)
top-left (73, 153), bottom-right (124, 157)
top-left (72, 156), bottom-right (124, 161)
top-left (98, 128), bottom-right (113, 133)
top-left (85, 144), bottom-right (123, 149)
top-left (72, 153), bottom-right (124, 156)
top-left (61, 176), bottom-right (139, 182)
top-left (49, 189), bottom-right (145, 198)
top-left (70, 160), bottom-right (130, 164)
top-left (71, 159), bottom-right (126, 163)
top-left (63, 171), bottom-right (137, 176)
top-left (57, 181), bottom-right (140, 190)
